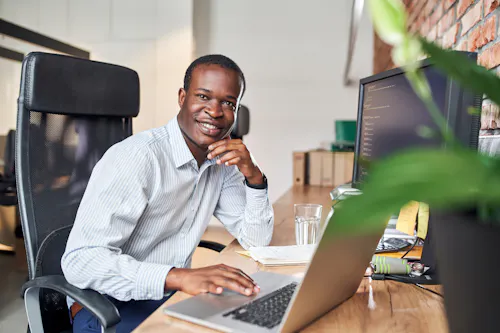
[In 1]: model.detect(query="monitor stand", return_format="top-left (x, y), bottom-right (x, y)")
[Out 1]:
top-left (420, 214), bottom-right (440, 283)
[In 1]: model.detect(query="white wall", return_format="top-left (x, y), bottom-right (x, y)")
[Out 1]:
top-left (193, 0), bottom-right (373, 202)
top-left (1, 0), bottom-right (373, 202)
top-left (0, 0), bottom-right (194, 134)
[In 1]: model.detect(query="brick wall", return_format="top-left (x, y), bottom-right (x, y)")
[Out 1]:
top-left (373, 0), bottom-right (500, 133)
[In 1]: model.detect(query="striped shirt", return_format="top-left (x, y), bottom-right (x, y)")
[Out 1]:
top-left (61, 116), bottom-right (274, 302)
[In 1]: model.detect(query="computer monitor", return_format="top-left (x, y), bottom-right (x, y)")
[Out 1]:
top-left (351, 53), bottom-right (482, 279)
top-left (352, 53), bottom-right (482, 188)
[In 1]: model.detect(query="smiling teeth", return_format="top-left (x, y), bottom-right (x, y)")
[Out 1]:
top-left (201, 123), bottom-right (217, 130)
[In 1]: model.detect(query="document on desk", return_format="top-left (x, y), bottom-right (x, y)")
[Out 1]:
top-left (247, 245), bottom-right (316, 266)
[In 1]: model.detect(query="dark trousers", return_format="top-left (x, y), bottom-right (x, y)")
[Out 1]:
top-left (72, 294), bottom-right (174, 333)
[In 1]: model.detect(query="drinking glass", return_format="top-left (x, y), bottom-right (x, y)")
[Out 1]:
top-left (294, 204), bottom-right (322, 245)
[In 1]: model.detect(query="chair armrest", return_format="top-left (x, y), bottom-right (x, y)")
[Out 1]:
top-left (198, 240), bottom-right (226, 252)
top-left (22, 275), bottom-right (120, 333)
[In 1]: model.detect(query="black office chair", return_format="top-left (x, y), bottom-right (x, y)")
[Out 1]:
top-left (231, 104), bottom-right (250, 140)
top-left (16, 52), bottom-right (225, 333)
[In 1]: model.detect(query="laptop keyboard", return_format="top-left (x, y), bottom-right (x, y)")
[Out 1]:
top-left (222, 282), bottom-right (298, 329)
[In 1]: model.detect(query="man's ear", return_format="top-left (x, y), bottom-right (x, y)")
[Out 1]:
top-left (178, 88), bottom-right (186, 108)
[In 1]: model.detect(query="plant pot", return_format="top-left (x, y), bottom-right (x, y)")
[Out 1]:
top-left (431, 212), bottom-right (500, 333)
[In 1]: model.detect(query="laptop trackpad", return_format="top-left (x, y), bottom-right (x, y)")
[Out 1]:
top-left (166, 290), bottom-right (257, 320)
top-left (164, 271), bottom-right (297, 320)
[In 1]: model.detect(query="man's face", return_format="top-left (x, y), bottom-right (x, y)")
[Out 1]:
top-left (178, 64), bottom-right (241, 150)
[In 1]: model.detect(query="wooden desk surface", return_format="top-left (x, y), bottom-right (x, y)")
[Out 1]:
top-left (134, 186), bottom-right (448, 333)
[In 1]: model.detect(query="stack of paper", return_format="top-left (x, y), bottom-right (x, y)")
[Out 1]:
top-left (246, 245), bottom-right (316, 266)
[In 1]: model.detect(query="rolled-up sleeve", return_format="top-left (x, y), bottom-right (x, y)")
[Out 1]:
top-left (61, 144), bottom-right (172, 301)
top-left (214, 166), bottom-right (274, 249)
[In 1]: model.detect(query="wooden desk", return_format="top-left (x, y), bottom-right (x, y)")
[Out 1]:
top-left (134, 186), bottom-right (448, 333)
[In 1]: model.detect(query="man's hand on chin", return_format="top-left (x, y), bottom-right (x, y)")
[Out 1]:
top-left (207, 138), bottom-right (264, 185)
top-left (165, 264), bottom-right (260, 296)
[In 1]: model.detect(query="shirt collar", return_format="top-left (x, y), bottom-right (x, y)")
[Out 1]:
top-left (167, 116), bottom-right (217, 169)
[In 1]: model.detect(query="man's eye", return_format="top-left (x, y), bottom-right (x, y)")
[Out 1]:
top-left (197, 94), bottom-right (208, 100)
top-left (223, 101), bottom-right (235, 108)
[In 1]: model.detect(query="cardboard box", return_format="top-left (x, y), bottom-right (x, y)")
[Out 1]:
top-left (320, 151), bottom-right (334, 187)
top-left (292, 152), bottom-right (308, 186)
top-left (307, 151), bottom-right (323, 186)
top-left (333, 152), bottom-right (354, 185)
top-left (292, 151), bottom-right (355, 187)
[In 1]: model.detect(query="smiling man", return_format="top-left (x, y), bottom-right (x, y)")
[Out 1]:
top-left (61, 54), bottom-right (274, 333)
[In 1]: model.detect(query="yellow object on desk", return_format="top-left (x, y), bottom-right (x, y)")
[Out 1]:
top-left (377, 246), bottom-right (423, 260)
top-left (417, 202), bottom-right (429, 239)
top-left (236, 250), bottom-right (252, 258)
top-left (396, 200), bottom-right (419, 236)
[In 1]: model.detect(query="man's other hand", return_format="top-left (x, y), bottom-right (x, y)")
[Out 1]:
top-left (165, 264), bottom-right (260, 296)
top-left (207, 138), bottom-right (263, 185)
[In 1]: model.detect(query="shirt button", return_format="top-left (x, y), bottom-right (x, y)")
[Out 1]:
top-left (147, 293), bottom-right (152, 298)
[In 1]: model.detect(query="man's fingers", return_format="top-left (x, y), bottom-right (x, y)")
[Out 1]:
top-left (207, 140), bottom-right (231, 157)
top-left (208, 138), bottom-right (242, 152)
top-left (207, 138), bottom-right (230, 151)
top-left (217, 271), bottom-right (258, 295)
top-left (214, 265), bottom-right (256, 291)
top-left (218, 264), bottom-right (257, 285)
top-left (217, 151), bottom-right (239, 165)
top-left (207, 138), bottom-right (247, 160)
top-left (219, 264), bottom-right (260, 292)
top-left (208, 143), bottom-right (240, 160)
top-left (201, 282), bottom-right (223, 295)
top-left (223, 157), bottom-right (242, 166)
top-left (211, 275), bottom-right (254, 296)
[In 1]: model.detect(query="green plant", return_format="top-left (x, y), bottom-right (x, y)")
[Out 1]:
top-left (326, 0), bottom-right (500, 237)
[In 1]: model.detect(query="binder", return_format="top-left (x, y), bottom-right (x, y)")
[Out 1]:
top-left (293, 152), bottom-right (308, 186)
top-left (307, 151), bottom-right (323, 186)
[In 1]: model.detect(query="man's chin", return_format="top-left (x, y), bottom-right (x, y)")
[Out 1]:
top-left (198, 131), bottom-right (230, 145)
top-left (193, 136), bottom-right (217, 150)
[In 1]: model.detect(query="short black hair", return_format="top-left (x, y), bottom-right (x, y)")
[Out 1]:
top-left (183, 54), bottom-right (246, 96)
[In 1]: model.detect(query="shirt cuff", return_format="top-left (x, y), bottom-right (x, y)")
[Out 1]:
top-left (245, 186), bottom-right (271, 214)
top-left (244, 173), bottom-right (267, 189)
top-left (135, 262), bottom-right (174, 300)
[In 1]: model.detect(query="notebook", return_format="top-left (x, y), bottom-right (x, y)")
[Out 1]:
top-left (240, 245), bottom-right (316, 266)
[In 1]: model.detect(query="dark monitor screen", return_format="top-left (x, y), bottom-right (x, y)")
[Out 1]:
top-left (355, 66), bottom-right (447, 183)
top-left (353, 56), bottom-right (481, 187)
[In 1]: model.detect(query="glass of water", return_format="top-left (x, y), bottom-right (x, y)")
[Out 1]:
top-left (294, 204), bottom-right (322, 245)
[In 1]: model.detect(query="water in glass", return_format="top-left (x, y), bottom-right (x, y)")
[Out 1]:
top-left (295, 216), bottom-right (321, 245)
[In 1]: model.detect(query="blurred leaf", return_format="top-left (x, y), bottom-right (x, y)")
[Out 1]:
top-left (392, 36), bottom-right (423, 69)
top-left (405, 69), bottom-right (455, 145)
top-left (326, 148), bottom-right (500, 236)
top-left (368, 0), bottom-right (407, 45)
top-left (416, 125), bottom-right (436, 139)
top-left (468, 106), bottom-right (481, 116)
top-left (357, 155), bottom-right (372, 169)
top-left (420, 38), bottom-right (500, 108)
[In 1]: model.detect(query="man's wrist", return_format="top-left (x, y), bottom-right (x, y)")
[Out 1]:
top-left (245, 171), bottom-right (267, 189)
top-left (245, 167), bottom-right (264, 185)
top-left (165, 267), bottom-right (187, 291)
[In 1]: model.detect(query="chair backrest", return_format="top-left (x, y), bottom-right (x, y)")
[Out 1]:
top-left (16, 52), bottom-right (139, 331)
top-left (231, 104), bottom-right (250, 140)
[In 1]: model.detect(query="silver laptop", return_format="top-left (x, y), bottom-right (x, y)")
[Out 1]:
top-left (164, 218), bottom-right (384, 333)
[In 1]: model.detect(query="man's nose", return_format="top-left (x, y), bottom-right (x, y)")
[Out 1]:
top-left (205, 100), bottom-right (224, 118)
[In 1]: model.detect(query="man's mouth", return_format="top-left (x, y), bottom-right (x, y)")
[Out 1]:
top-left (197, 121), bottom-right (223, 136)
